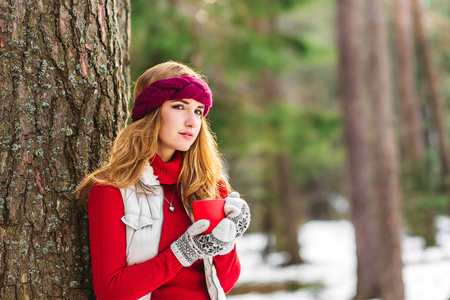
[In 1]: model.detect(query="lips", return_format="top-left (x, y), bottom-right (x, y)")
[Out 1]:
top-left (179, 131), bottom-right (194, 140)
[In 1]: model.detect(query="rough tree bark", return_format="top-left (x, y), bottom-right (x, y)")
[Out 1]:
top-left (366, 1), bottom-right (405, 299)
top-left (0, 0), bottom-right (130, 298)
top-left (336, 0), bottom-right (381, 298)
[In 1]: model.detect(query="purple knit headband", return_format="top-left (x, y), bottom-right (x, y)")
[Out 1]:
top-left (131, 75), bottom-right (213, 122)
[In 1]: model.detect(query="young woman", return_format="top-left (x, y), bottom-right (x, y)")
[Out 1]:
top-left (76, 61), bottom-right (250, 300)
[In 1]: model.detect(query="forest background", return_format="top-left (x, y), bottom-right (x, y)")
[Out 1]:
top-left (129, 0), bottom-right (448, 262)
top-left (0, 0), bottom-right (449, 299)
top-left (130, 0), bottom-right (450, 298)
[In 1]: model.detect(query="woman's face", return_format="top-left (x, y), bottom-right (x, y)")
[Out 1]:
top-left (157, 99), bottom-right (204, 162)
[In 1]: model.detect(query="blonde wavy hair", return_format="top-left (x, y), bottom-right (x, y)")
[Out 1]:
top-left (76, 61), bottom-right (229, 210)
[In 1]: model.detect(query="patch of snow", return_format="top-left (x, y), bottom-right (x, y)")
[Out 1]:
top-left (229, 216), bottom-right (450, 300)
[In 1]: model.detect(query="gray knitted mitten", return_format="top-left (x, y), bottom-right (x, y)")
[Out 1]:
top-left (224, 192), bottom-right (251, 239)
top-left (171, 218), bottom-right (236, 267)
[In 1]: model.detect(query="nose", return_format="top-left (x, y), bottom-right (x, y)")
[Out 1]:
top-left (185, 111), bottom-right (199, 128)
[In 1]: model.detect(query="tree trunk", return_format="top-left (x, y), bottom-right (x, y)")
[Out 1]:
top-left (256, 11), bottom-right (304, 265)
top-left (336, 1), bottom-right (381, 298)
top-left (0, 0), bottom-right (130, 298)
top-left (277, 154), bottom-right (303, 265)
top-left (259, 67), bottom-right (303, 264)
top-left (393, 0), bottom-right (436, 247)
top-left (393, 0), bottom-right (426, 164)
top-left (411, 0), bottom-right (450, 190)
top-left (365, 1), bottom-right (405, 299)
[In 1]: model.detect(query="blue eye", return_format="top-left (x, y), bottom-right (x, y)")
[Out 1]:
top-left (172, 105), bottom-right (183, 110)
top-left (195, 110), bottom-right (203, 116)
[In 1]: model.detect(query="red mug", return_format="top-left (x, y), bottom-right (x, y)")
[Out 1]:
top-left (193, 199), bottom-right (225, 234)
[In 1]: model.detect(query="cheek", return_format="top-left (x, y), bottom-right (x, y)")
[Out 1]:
top-left (194, 121), bottom-right (202, 136)
top-left (161, 110), bottom-right (175, 125)
top-left (159, 121), bottom-right (174, 142)
top-left (160, 112), bottom-right (177, 132)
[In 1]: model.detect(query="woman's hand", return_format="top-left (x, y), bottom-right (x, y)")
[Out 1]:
top-left (171, 218), bottom-right (236, 267)
top-left (224, 192), bottom-right (251, 239)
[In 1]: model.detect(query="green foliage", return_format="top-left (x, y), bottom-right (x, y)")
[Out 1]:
top-left (211, 101), bottom-right (343, 185)
top-left (401, 158), bottom-right (449, 246)
top-left (405, 192), bottom-right (448, 213)
top-left (222, 31), bottom-right (287, 73)
top-left (130, 1), bottom-right (196, 80)
top-left (402, 160), bottom-right (450, 210)
top-left (258, 102), bottom-right (343, 183)
top-left (235, 0), bottom-right (320, 17)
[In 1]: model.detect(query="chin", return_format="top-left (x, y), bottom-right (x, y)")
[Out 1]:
top-left (177, 144), bottom-right (193, 152)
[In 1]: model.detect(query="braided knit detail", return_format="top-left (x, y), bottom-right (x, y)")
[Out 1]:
top-left (132, 76), bottom-right (212, 121)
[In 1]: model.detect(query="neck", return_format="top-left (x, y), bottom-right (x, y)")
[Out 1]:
top-left (150, 151), bottom-right (182, 185)
top-left (157, 149), bottom-right (176, 163)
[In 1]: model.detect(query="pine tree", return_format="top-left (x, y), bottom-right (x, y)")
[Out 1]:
top-left (0, 0), bottom-right (130, 298)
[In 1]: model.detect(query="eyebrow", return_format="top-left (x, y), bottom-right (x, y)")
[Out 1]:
top-left (173, 99), bottom-right (205, 109)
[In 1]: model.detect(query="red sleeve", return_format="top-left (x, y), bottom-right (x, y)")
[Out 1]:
top-left (214, 246), bottom-right (241, 293)
top-left (88, 184), bottom-right (184, 300)
top-left (214, 180), bottom-right (242, 292)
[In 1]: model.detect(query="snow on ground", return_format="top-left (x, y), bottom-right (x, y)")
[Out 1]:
top-left (228, 216), bottom-right (450, 300)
